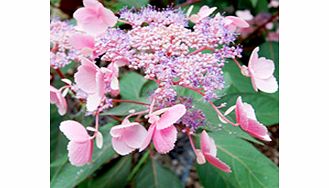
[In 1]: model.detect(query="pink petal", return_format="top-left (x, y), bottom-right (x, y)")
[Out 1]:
top-left (110, 77), bottom-right (119, 91)
top-left (68, 140), bottom-right (93, 166)
top-left (100, 7), bottom-right (118, 27)
top-left (74, 59), bottom-right (98, 94)
top-left (86, 92), bottom-right (102, 112)
top-left (195, 149), bottom-right (206, 164)
top-left (204, 153), bottom-right (231, 173)
top-left (236, 10), bottom-right (253, 21)
top-left (189, 15), bottom-right (201, 23)
top-left (110, 122), bottom-right (140, 138)
top-left (95, 132), bottom-right (103, 149)
top-left (200, 130), bottom-right (217, 157)
top-left (73, 7), bottom-right (108, 35)
top-left (153, 125), bottom-right (177, 154)
top-left (50, 85), bottom-right (59, 104)
top-left (225, 16), bottom-right (250, 28)
top-left (251, 58), bottom-right (275, 79)
top-left (235, 96), bottom-right (250, 126)
top-left (112, 137), bottom-right (134, 155)
top-left (241, 119), bottom-right (271, 142)
top-left (73, 1), bottom-right (117, 35)
top-left (139, 123), bottom-right (156, 152)
top-left (198, 6), bottom-right (217, 18)
top-left (122, 124), bottom-right (148, 149)
top-left (248, 47), bottom-right (260, 70)
top-left (50, 85), bottom-right (67, 115)
top-left (69, 33), bottom-right (95, 50)
top-left (83, 0), bottom-right (101, 7)
top-left (242, 102), bottom-right (257, 120)
top-left (254, 75), bottom-right (278, 93)
top-left (96, 71), bottom-right (105, 99)
top-left (60, 120), bottom-right (90, 142)
top-left (156, 104), bottom-right (187, 130)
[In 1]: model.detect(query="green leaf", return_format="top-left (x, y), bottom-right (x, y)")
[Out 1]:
top-left (50, 122), bottom-right (117, 188)
top-left (255, 0), bottom-right (269, 12)
top-left (220, 44), bottom-right (279, 125)
top-left (101, 102), bottom-right (147, 116)
top-left (117, 0), bottom-right (149, 8)
top-left (222, 60), bottom-right (255, 93)
top-left (250, 0), bottom-right (258, 7)
top-left (175, 86), bottom-right (263, 145)
top-left (140, 80), bottom-right (158, 97)
top-left (135, 159), bottom-right (183, 188)
top-left (218, 93), bottom-right (279, 126)
top-left (120, 72), bottom-right (148, 99)
top-left (50, 105), bottom-right (69, 179)
top-left (89, 156), bottom-right (132, 188)
top-left (196, 133), bottom-right (278, 188)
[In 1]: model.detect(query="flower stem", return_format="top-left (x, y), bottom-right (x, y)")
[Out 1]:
top-left (112, 99), bottom-right (149, 106)
top-left (127, 150), bottom-right (150, 182)
top-left (179, 85), bottom-right (239, 126)
top-left (209, 102), bottom-right (239, 126)
top-left (189, 46), bottom-right (215, 55)
top-left (233, 58), bottom-right (242, 69)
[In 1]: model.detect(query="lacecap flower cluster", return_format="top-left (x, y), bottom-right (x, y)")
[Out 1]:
top-left (50, 0), bottom-right (278, 173)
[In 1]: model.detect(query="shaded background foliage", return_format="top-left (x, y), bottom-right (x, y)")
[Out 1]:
top-left (50, 0), bottom-right (279, 187)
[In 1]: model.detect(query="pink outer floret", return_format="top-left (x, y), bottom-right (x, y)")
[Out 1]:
top-left (69, 33), bottom-right (95, 57)
top-left (200, 131), bottom-right (231, 173)
top-left (248, 47), bottom-right (278, 93)
top-left (190, 5), bottom-right (217, 23)
top-left (59, 120), bottom-right (93, 166)
top-left (235, 97), bottom-right (271, 141)
top-left (73, 0), bottom-right (118, 36)
top-left (50, 85), bottom-right (67, 116)
top-left (110, 121), bottom-right (147, 155)
top-left (139, 104), bottom-right (187, 154)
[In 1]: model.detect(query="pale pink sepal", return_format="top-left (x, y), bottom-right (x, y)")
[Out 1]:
top-left (59, 120), bottom-right (93, 166)
top-left (139, 123), bottom-right (156, 152)
top-left (155, 104), bottom-right (187, 130)
top-left (235, 97), bottom-right (271, 141)
top-left (235, 10), bottom-right (254, 21)
top-left (73, 0), bottom-right (118, 36)
top-left (110, 121), bottom-right (148, 155)
top-left (224, 16), bottom-right (250, 32)
top-left (189, 5), bottom-right (217, 23)
top-left (204, 154), bottom-right (232, 173)
top-left (248, 47), bottom-right (278, 93)
top-left (200, 131), bottom-right (231, 173)
top-left (140, 104), bottom-right (186, 153)
top-left (74, 58), bottom-right (98, 94)
top-left (153, 125), bottom-right (178, 154)
top-left (69, 33), bottom-right (95, 57)
top-left (50, 85), bottom-right (67, 116)
top-left (195, 149), bottom-right (206, 164)
top-left (74, 57), bottom-right (108, 111)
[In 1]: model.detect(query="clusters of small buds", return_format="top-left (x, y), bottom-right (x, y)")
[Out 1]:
top-left (119, 5), bottom-right (188, 28)
top-left (178, 97), bottom-right (206, 131)
top-left (50, 19), bottom-right (79, 68)
top-left (94, 28), bottom-right (133, 64)
top-left (50, 0), bottom-right (278, 174)
top-left (151, 85), bottom-right (177, 108)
